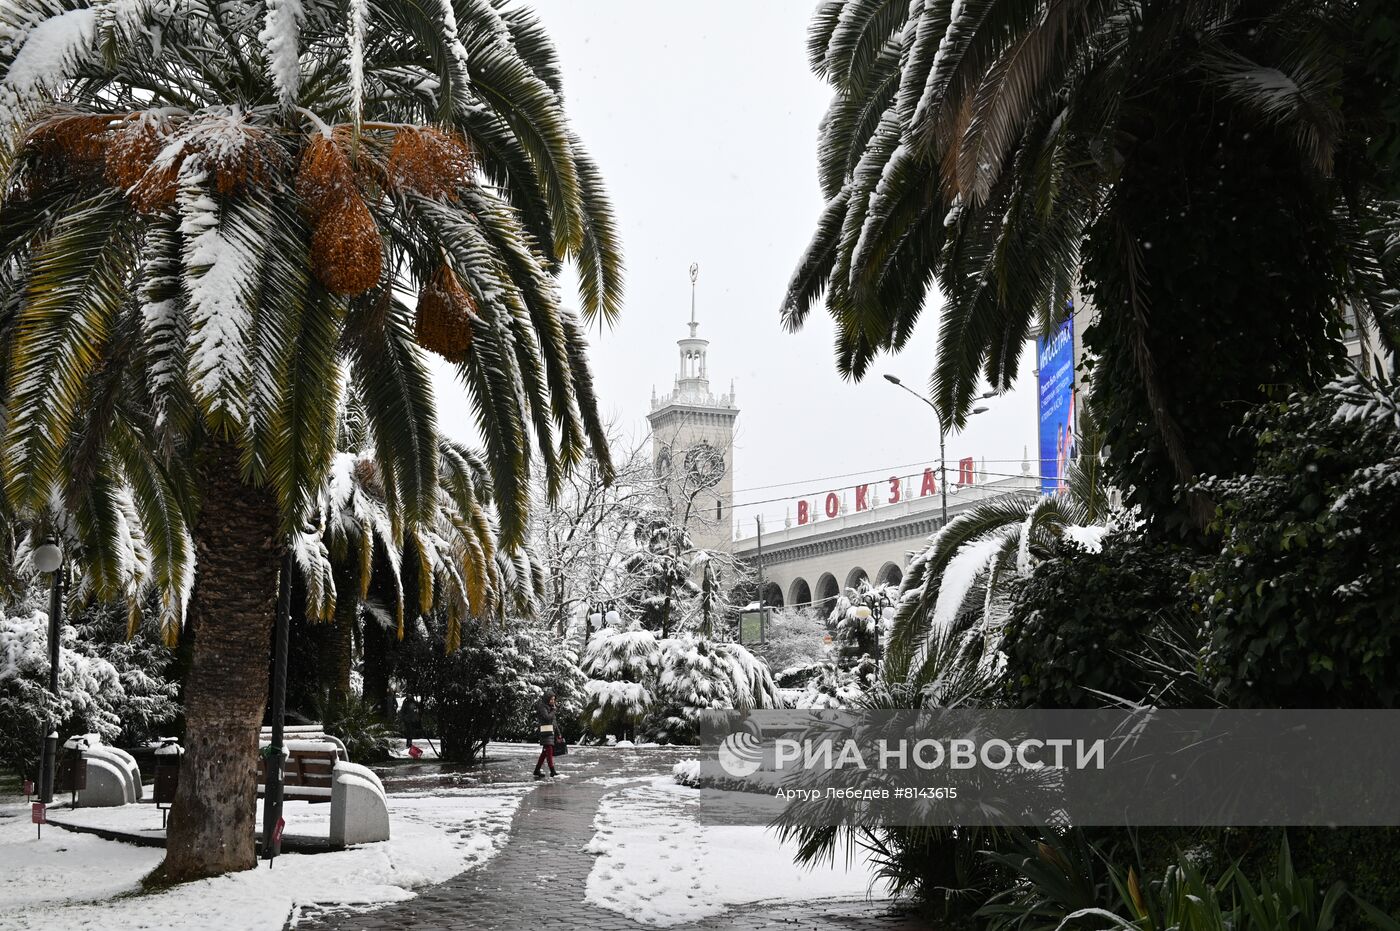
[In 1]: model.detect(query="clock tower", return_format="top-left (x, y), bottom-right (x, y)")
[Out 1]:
top-left (648, 264), bottom-right (738, 552)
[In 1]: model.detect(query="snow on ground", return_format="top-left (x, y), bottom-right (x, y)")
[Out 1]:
top-left (0, 785), bottom-right (526, 929)
top-left (584, 776), bottom-right (885, 926)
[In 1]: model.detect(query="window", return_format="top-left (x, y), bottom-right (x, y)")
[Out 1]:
top-left (715, 499), bottom-right (723, 520)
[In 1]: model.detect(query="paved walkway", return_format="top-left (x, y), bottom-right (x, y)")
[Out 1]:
top-left (293, 747), bottom-right (929, 930)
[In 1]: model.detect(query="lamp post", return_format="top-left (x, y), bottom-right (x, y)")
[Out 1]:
top-left (33, 541), bottom-right (64, 805)
top-left (883, 375), bottom-right (992, 524)
top-left (262, 545), bottom-right (292, 862)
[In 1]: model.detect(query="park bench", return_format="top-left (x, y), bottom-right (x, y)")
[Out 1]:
top-left (59, 734), bottom-right (142, 807)
top-left (257, 739), bottom-right (341, 803)
top-left (256, 726), bottom-right (390, 847)
top-left (144, 725), bottom-right (389, 847)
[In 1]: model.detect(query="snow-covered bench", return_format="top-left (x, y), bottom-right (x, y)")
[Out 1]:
top-left (258, 741), bottom-right (341, 802)
top-left (63, 734), bottom-right (142, 807)
top-left (259, 724), bottom-right (349, 759)
top-left (256, 730), bottom-right (390, 847)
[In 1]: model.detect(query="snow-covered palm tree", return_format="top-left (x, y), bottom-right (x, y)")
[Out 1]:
top-left (884, 429), bottom-right (1112, 701)
top-left (297, 435), bottom-right (541, 701)
top-left (0, 0), bottom-right (621, 880)
top-left (785, 1), bottom-right (1397, 528)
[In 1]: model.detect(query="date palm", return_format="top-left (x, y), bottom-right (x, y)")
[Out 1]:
top-left (299, 422), bottom-right (544, 700)
top-left (0, 0), bottom-right (621, 881)
top-left (786, 0), bottom-right (1398, 518)
top-left (884, 422), bottom-right (1110, 701)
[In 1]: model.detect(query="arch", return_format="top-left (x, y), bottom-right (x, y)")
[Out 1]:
top-left (788, 577), bottom-right (812, 608)
top-left (844, 566), bottom-right (869, 591)
top-left (759, 581), bottom-right (784, 609)
top-left (876, 561), bottom-right (903, 588)
top-left (815, 572), bottom-right (840, 615)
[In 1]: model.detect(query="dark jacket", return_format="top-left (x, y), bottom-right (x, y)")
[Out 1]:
top-left (536, 699), bottom-right (556, 746)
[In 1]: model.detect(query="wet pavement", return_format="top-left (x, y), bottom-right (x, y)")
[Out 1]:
top-left (291, 745), bottom-right (930, 930)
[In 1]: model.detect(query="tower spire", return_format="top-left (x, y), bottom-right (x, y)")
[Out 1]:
top-left (688, 262), bottom-right (699, 338)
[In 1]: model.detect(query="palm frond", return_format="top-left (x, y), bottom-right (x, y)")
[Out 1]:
top-left (5, 191), bottom-right (137, 510)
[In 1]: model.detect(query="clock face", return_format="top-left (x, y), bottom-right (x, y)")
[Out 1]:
top-left (682, 442), bottom-right (726, 490)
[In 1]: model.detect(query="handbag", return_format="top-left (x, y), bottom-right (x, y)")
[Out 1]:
top-left (552, 734), bottom-right (568, 756)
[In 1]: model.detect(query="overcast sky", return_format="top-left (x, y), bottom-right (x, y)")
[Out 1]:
top-left (434, 0), bottom-right (1038, 540)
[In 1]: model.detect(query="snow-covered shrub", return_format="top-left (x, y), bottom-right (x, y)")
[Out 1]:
top-left (583, 614), bottom-right (782, 742)
top-left (0, 603), bottom-right (179, 778)
top-left (581, 622), bottom-right (659, 739)
top-left (503, 622), bottom-right (587, 739)
top-left (790, 655), bottom-right (877, 710)
top-left (671, 758), bottom-right (702, 786)
top-left (1001, 530), bottom-right (1207, 709)
top-left (395, 614), bottom-right (577, 762)
top-left (648, 635), bottom-right (783, 741)
top-left (1193, 375), bottom-right (1400, 707)
top-left (713, 640), bottom-right (782, 711)
top-left (753, 607), bottom-right (830, 672)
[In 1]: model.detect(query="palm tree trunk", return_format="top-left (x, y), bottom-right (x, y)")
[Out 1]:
top-left (163, 437), bottom-right (280, 882)
top-left (361, 620), bottom-right (392, 715)
top-left (330, 592), bottom-right (355, 702)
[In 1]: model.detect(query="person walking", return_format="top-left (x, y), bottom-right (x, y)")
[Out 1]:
top-left (533, 692), bottom-right (559, 779)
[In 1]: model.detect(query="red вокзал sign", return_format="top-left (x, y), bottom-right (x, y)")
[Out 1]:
top-left (795, 457), bottom-right (976, 526)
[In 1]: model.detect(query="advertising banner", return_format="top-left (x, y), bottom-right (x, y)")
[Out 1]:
top-left (1036, 314), bottom-right (1076, 494)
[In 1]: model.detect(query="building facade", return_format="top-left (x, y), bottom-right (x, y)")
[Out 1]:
top-left (733, 473), bottom-right (1039, 614)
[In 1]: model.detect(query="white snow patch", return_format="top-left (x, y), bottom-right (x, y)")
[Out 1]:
top-left (584, 777), bottom-right (883, 926)
top-left (0, 786), bottom-right (524, 929)
top-left (180, 169), bottom-right (266, 422)
top-left (929, 532), bottom-right (1007, 632)
top-left (1061, 525), bottom-right (1108, 553)
top-left (0, 9), bottom-right (98, 123)
top-left (259, 0), bottom-right (306, 106)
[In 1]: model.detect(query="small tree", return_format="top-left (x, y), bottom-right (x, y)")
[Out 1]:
top-left (531, 430), bottom-right (665, 640)
top-left (395, 613), bottom-right (573, 763)
top-left (755, 607), bottom-right (830, 675)
top-left (581, 617), bottom-right (659, 741)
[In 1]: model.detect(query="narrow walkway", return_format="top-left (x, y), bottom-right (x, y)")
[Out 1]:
top-left (293, 748), bottom-right (928, 930)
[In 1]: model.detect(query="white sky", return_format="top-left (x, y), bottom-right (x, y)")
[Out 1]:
top-left (434, 0), bottom-right (1038, 540)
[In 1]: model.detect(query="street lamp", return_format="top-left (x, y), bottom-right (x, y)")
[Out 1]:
top-left (33, 541), bottom-right (63, 805)
top-left (884, 375), bottom-right (994, 524)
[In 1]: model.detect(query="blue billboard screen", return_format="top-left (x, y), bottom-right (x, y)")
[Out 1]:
top-left (1036, 316), bottom-right (1075, 495)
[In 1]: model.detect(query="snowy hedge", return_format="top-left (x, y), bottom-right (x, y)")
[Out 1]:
top-left (581, 619), bottom-right (783, 743)
top-left (1, 604), bottom-right (179, 778)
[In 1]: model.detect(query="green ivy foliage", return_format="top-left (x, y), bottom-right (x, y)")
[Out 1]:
top-left (1194, 377), bottom-right (1400, 708)
top-left (1000, 532), bottom-right (1206, 709)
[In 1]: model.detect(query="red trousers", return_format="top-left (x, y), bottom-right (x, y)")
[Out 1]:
top-left (535, 743), bottom-right (554, 773)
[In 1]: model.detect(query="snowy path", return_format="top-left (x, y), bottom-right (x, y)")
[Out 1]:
top-left (294, 746), bottom-right (925, 931)
top-left (0, 785), bottom-right (525, 929)
top-left (1, 746), bottom-right (925, 929)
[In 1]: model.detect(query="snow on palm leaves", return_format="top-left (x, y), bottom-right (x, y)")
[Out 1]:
top-left (886, 474), bottom-right (1114, 701)
top-left (0, 0), bottom-right (623, 632)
